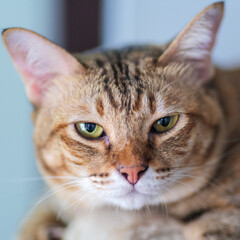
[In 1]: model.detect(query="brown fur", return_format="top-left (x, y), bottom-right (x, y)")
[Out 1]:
top-left (3, 2), bottom-right (240, 240)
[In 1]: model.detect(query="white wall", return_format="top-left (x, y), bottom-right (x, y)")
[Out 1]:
top-left (0, 1), bottom-right (64, 239)
top-left (102, 0), bottom-right (240, 68)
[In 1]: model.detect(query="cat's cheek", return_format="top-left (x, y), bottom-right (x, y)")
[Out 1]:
top-left (134, 167), bottom-right (160, 193)
top-left (36, 139), bottom-right (68, 178)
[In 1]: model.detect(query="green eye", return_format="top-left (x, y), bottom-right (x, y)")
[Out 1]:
top-left (152, 115), bottom-right (179, 133)
top-left (75, 123), bottom-right (104, 139)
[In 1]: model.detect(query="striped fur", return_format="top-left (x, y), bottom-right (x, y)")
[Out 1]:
top-left (3, 2), bottom-right (240, 240)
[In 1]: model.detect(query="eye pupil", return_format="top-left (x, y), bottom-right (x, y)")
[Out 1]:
top-left (158, 117), bottom-right (170, 127)
top-left (76, 122), bottom-right (104, 139)
top-left (151, 115), bottom-right (179, 134)
top-left (85, 123), bottom-right (96, 132)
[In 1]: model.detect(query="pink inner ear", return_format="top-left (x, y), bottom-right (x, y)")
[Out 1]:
top-left (3, 28), bottom-right (85, 107)
top-left (158, 3), bottom-right (224, 82)
top-left (12, 48), bottom-right (59, 106)
top-left (23, 70), bottom-right (58, 106)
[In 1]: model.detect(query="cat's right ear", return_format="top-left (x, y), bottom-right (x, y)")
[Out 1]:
top-left (2, 28), bottom-right (86, 107)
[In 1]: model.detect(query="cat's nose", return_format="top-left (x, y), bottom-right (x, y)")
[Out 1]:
top-left (118, 165), bottom-right (148, 185)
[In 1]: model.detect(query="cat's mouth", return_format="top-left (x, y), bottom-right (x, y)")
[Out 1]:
top-left (123, 188), bottom-right (157, 198)
top-left (125, 188), bottom-right (139, 197)
top-left (110, 187), bottom-right (140, 198)
top-left (117, 186), bottom-right (157, 200)
top-left (108, 187), bottom-right (157, 210)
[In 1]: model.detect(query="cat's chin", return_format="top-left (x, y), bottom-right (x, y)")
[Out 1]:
top-left (106, 189), bottom-right (157, 210)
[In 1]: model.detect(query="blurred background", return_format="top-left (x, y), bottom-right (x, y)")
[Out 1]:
top-left (0, 0), bottom-right (240, 239)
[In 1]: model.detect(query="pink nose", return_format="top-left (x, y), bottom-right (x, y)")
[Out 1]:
top-left (119, 165), bottom-right (148, 185)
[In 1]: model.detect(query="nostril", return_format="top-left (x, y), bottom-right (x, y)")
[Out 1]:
top-left (118, 165), bottom-right (148, 185)
top-left (137, 166), bottom-right (148, 178)
top-left (121, 172), bottom-right (128, 180)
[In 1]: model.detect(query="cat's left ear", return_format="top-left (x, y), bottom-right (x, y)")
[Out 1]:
top-left (2, 28), bottom-right (86, 107)
top-left (158, 2), bottom-right (224, 82)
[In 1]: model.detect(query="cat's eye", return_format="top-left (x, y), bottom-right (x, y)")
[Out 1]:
top-left (75, 123), bottom-right (104, 139)
top-left (151, 115), bottom-right (179, 133)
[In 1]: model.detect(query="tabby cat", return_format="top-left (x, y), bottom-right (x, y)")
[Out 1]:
top-left (3, 2), bottom-right (240, 240)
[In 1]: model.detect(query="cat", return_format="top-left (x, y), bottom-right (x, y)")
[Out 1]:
top-left (2, 1), bottom-right (240, 240)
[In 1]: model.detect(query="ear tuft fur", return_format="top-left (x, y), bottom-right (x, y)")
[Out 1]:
top-left (158, 2), bottom-right (224, 82)
top-left (2, 28), bottom-right (86, 107)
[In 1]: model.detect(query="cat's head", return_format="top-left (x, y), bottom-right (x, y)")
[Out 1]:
top-left (3, 2), bottom-right (225, 210)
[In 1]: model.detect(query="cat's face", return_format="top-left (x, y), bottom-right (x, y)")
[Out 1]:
top-left (3, 2), bottom-right (224, 210)
top-left (33, 59), bottom-right (224, 210)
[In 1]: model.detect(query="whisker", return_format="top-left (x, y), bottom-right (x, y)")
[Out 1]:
top-left (84, 199), bottom-right (100, 233)
top-left (56, 189), bottom-right (84, 220)
top-left (173, 173), bottom-right (217, 187)
top-left (35, 179), bottom-right (86, 207)
top-left (0, 175), bottom-right (88, 183)
top-left (61, 191), bottom-right (93, 214)
top-left (158, 191), bottom-right (168, 219)
top-left (172, 144), bottom-right (239, 171)
top-left (160, 180), bottom-right (185, 210)
top-left (166, 178), bottom-right (203, 208)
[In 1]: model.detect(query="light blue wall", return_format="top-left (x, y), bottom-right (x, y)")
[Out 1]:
top-left (0, 1), bottom-right (64, 239)
top-left (102, 0), bottom-right (240, 68)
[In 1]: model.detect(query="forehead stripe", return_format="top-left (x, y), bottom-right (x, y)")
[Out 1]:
top-left (104, 85), bottom-right (119, 109)
top-left (96, 98), bottom-right (104, 117)
top-left (148, 93), bottom-right (156, 114)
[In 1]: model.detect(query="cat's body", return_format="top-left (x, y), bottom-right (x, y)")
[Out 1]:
top-left (33, 52), bottom-right (240, 240)
top-left (3, 2), bottom-right (240, 240)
